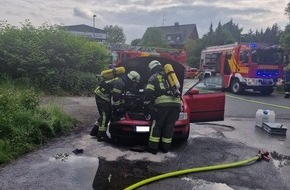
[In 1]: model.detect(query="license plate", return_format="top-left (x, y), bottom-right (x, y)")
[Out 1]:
top-left (135, 126), bottom-right (150, 132)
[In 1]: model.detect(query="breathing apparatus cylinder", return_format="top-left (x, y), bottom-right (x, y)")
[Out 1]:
top-left (164, 64), bottom-right (181, 96)
top-left (100, 67), bottom-right (125, 79)
top-left (164, 64), bottom-right (180, 89)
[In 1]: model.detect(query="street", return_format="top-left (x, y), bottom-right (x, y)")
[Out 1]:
top-left (225, 90), bottom-right (290, 119)
top-left (0, 88), bottom-right (289, 190)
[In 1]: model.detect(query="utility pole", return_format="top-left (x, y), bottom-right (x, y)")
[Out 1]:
top-left (162, 14), bottom-right (165, 26)
top-left (93, 14), bottom-right (97, 28)
top-left (93, 14), bottom-right (97, 40)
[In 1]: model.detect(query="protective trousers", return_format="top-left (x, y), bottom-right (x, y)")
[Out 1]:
top-left (95, 95), bottom-right (111, 136)
top-left (148, 106), bottom-right (180, 150)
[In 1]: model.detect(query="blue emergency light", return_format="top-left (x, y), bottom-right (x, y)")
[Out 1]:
top-left (256, 69), bottom-right (279, 77)
top-left (249, 43), bottom-right (257, 49)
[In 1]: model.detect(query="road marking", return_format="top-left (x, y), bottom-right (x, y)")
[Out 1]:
top-left (226, 93), bottom-right (290, 110)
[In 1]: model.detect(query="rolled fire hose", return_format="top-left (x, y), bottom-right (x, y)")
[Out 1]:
top-left (124, 152), bottom-right (268, 190)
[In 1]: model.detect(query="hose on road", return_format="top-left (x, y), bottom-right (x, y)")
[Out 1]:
top-left (124, 151), bottom-right (269, 190)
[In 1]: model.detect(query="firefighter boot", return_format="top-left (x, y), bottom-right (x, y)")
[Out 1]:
top-left (160, 147), bottom-right (169, 153)
top-left (97, 131), bottom-right (110, 142)
top-left (146, 147), bottom-right (157, 155)
top-left (90, 123), bottom-right (99, 137)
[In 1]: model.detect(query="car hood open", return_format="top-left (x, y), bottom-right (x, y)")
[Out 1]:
top-left (123, 56), bottom-right (186, 93)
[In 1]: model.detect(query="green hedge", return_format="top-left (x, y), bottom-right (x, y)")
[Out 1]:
top-left (0, 20), bottom-right (109, 95)
top-left (0, 81), bottom-right (77, 164)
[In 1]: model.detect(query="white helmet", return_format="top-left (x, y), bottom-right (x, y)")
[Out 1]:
top-left (148, 60), bottom-right (162, 71)
top-left (127, 71), bottom-right (140, 83)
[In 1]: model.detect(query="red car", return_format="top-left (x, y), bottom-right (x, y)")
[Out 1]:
top-left (109, 57), bottom-right (225, 141)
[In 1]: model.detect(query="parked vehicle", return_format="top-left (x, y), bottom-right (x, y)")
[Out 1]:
top-left (200, 42), bottom-right (284, 95)
top-left (110, 44), bottom-right (187, 67)
top-left (108, 57), bottom-right (225, 141)
top-left (185, 66), bottom-right (199, 79)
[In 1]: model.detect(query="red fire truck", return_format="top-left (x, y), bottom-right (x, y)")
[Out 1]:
top-left (200, 42), bottom-right (284, 95)
top-left (109, 45), bottom-right (186, 67)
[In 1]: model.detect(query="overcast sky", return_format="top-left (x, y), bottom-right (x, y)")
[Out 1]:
top-left (0, 0), bottom-right (289, 43)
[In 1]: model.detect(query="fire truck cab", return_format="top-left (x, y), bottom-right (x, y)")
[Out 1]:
top-left (200, 42), bottom-right (284, 95)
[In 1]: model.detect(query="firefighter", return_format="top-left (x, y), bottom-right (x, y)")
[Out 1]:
top-left (90, 70), bottom-right (141, 142)
top-left (284, 64), bottom-right (290, 98)
top-left (144, 60), bottom-right (181, 154)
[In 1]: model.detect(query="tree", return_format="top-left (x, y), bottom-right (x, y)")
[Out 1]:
top-left (184, 19), bottom-right (243, 67)
top-left (131, 38), bottom-right (141, 46)
top-left (285, 2), bottom-right (290, 21)
top-left (280, 24), bottom-right (290, 53)
top-left (280, 3), bottom-right (290, 54)
top-left (200, 20), bottom-right (243, 47)
top-left (184, 39), bottom-right (204, 68)
top-left (141, 27), bottom-right (170, 48)
top-left (104, 25), bottom-right (126, 44)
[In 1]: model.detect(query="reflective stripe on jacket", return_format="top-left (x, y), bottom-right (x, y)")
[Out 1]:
top-left (94, 77), bottom-right (125, 104)
top-left (144, 71), bottom-right (180, 107)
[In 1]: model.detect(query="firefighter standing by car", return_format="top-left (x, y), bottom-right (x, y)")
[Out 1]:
top-left (90, 68), bottom-right (141, 142)
top-left (284, 63), bottom-right (290, 98)
top-left (144, 60), bottom-right (181, 154)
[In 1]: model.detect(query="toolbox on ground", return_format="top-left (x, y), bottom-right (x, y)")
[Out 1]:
top-left (262, 122), bottom-right (287, 135)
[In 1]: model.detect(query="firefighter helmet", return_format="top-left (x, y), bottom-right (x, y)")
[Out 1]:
top-left (148, 60), bottom-right (162, 71)
top-left (127, 71), bottom-right (140, 83)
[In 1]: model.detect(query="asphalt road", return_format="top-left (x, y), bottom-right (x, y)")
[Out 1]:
top-left (0, 87), bottom-right (289, 190)
top-left (225, 90), bottom-right (290, 119)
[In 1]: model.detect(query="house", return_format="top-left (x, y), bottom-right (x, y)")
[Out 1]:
top-left (141, 22), bottom-right (199, 49)
top-left (61, 24), bottom-right (107, 42)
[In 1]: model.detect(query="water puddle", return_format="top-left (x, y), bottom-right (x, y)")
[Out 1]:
top-left (195, 123), bottom-right (235, 131)
top-left (48, 153), bottom-right (99, 189)
top-left (182, 178), bottom-right (237, 190)
top-left (196, 182), bottom-right (234, 190)
top-left (92, 157), bottom-right (155, 190)
top-left (192, 123), bottom-right (235, 139)
top-left (271, 151), bottom-right (290, 169)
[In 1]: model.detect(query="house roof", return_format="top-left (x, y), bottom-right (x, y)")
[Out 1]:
top-left (61, 24), bottom-right (106, 34)
top-left (141, 22), bottom-right (199, 48)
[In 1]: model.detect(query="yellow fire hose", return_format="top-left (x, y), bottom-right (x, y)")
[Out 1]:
top-left (124, 151), bottom-right (269, 190)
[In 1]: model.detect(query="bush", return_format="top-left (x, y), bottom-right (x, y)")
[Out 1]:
top-left (0, 21), bottom-right (109, 95)
top-left (0, 81), bottom-right (77, 165)
top-left (60, 70), bottom-right (98, 95)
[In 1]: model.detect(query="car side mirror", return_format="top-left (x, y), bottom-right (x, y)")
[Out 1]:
top-left (188, 88), bottom-right (199, 95)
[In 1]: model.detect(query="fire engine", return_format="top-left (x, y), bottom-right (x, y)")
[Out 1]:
top-left (109, 44), bottom-right (187, 67)
top-left (200, 42), bottom-right (284, 95)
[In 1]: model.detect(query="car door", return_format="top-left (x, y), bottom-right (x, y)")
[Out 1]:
top-left (182, 76), bottom-right (225, 122)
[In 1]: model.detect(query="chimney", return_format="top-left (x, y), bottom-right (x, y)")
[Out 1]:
top-left (174, 22), bottom-right (179, 27)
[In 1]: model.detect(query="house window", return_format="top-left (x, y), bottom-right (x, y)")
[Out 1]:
top-left (176, 36), bottom-right (180, 41)
top-left (167, 36), bottom-right (171, 40)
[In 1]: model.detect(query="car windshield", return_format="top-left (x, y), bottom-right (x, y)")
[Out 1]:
top-left (183, 75), bottom-right (224, 95)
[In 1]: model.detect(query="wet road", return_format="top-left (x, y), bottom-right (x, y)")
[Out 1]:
top-left (0, 117), bottom-right (289, 190)
top-left (0, 88), bottom-right (290, 189)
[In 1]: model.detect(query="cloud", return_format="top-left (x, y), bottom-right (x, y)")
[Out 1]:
top-left (73, 7), bottom-right (93, 20)
top-left (0, 0), bottom-right (288, 43)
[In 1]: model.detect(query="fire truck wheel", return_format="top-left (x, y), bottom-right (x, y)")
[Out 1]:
top-left (230, 79), bottom-right (244, 94)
